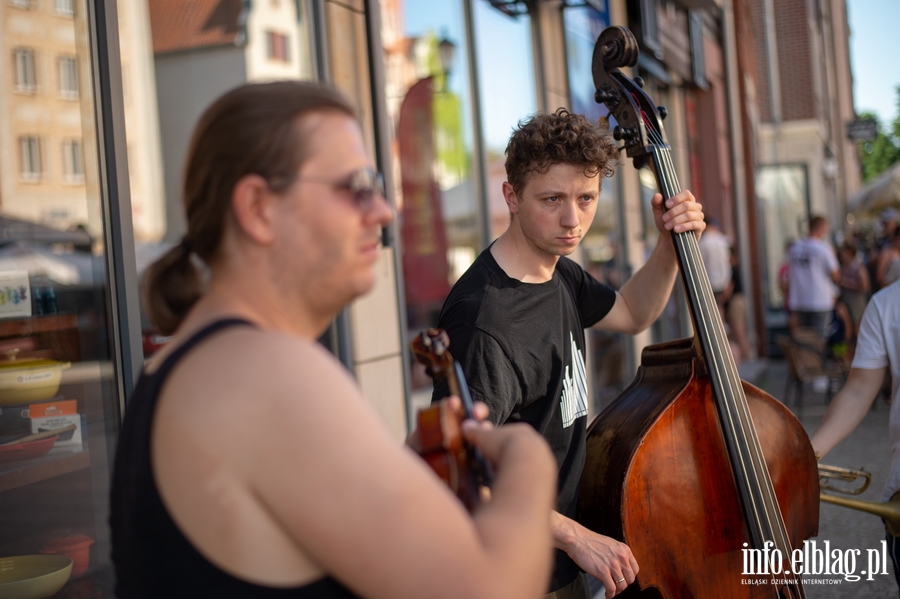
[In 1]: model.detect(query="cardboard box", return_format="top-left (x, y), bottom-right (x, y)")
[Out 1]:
top-left (30, 399), bottom-right (82, 448)
top-left (0, 403), bottom-right (32, 438)
top-left (0, 271), bottom-right (31, 319)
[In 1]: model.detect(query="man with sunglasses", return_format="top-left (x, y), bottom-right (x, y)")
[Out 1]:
top-left (432, 109), bottom-right (705, 599)
top-left (112, 81), bottom-right (558, 599)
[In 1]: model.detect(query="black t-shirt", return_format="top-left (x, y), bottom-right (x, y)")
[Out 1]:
top-left (433, 247), bottom-right (616, 591)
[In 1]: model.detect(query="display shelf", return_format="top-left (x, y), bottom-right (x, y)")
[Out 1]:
top-left (0, 449), bottom-right (90, 493)
top-left (0, 314), bottom-right (80, 362)
top-left (0, 314), bottom-right (78, 336)
top-left (62, 361), bottom-right (114, 385)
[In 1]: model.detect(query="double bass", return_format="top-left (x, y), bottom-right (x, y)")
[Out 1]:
top-left (576, 27), bottom-right (819, 598)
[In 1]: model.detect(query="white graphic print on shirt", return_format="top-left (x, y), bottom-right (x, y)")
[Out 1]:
top-left (560, 332), bottom-right (589, 428)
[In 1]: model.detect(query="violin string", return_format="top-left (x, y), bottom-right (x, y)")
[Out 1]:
top-left (644, 116), bottom-right (798, 559)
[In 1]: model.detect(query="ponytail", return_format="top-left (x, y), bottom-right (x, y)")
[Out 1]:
top-left (143, 241), bottom-right (204, 335)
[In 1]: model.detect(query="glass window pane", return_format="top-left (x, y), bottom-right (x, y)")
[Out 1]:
top-left (58, 55), bottom-right (78, 99)
top-left (0, 1), bottom-right (125, 593)
top-left (473, 0), bottom-right (537, 240)
top-left (55, 0), bottom-right (74, 17)
top-left (131, 0), bottom-right (318, 354)
top-left (563, 2), bottom-right (633, 410)
top-left (14, 47), bottom-right (36, 92)
top-left (564, 4), bottom-right (608, 120)
top-left (382, 0), bottom-right (480, 393)
top-left (757, 164), bottom-right (810, 310)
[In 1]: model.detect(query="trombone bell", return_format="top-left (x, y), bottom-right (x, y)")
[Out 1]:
top-left (819, 463), bottom-right (900, 537)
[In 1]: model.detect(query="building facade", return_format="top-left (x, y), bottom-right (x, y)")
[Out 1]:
top-left (741, 0), bottom-right (860, 330)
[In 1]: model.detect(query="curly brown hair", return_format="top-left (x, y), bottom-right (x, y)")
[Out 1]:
top-left (505, 108), bottom-right (619, 195)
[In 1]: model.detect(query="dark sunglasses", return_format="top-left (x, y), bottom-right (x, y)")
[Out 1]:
top-left (293, 168), bottom-right (386, 212)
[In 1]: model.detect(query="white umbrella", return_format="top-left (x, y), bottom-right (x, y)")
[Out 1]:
top-left (0, 243), bottom-right (97, 286)
top-left (848, 161), bottom-right (900, 215)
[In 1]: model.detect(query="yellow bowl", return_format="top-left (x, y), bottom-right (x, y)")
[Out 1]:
top-left (0, 555), bottom-right (73, 599)
top-left (0, 360), bottom-right (71, 406)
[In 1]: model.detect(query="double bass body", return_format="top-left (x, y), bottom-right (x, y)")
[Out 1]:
top-left (578, 340), bottom-right (819, 598)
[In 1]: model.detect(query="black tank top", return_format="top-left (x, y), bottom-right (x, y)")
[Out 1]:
top-left (110, 319), bottom-right (360, 598)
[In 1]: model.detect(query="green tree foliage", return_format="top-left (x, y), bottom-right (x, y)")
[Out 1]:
top-left (858, 87), bottom-right (900, 182)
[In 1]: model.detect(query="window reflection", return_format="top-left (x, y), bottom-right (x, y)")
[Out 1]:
top-left (472, 0), bottom-right (536, 240)
top-left (0, 0), bottom-right (120, 593)
top-left (383, 0), bottom-right (479, 391)
top-left (134, 0), bottom-right (318, 354)
top-left (757, 164), bottom-right (810, 310)
top-left (563, 2), bottom-right (633, 410)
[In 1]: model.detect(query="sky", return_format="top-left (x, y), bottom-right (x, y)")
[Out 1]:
top-left (846, 0), bottom-right (900, 126)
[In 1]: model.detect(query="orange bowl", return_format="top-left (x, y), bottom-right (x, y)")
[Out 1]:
top-left (0, 436), bottom-right (57, 465)
top-left (40, 534), bottom-right (94, 578)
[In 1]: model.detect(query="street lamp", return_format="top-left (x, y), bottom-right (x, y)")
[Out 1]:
top-left (437, 37), bottom-right (456, 80)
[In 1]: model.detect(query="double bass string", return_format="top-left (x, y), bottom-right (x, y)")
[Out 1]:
top-left (643, 115), bottom-right (803, 592)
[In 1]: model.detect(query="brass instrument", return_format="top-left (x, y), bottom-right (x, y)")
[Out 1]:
top-left (819, 463), bottom-right (900, 536)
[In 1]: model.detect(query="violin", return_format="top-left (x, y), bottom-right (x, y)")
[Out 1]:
top-left (576, 26), bottom-right (818, 598)
top-left (411, 328), bottom-right (493, 512)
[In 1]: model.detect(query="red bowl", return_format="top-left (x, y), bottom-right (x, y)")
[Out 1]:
top-left (0, 435), bottom-right (58, 464)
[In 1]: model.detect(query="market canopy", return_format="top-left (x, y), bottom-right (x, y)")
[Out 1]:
top-left (0, 214), bottom-right (93, 246)
top-left (848, 160), bottom-right (900, 215)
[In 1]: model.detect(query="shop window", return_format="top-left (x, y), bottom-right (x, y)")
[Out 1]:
top-left (640, 0), bottom-right (661, 53)
top-left (689, 11), bottom-right (707, 89)
top-left (472, 0), bottom-right (537, 241)
top-left (14, 48), bottom-right (37, 93)
top-left (136, 0), bottom-right (318, 355)
top-left (756, 164), bottom-right (811, 311)
top-left (1, 2), bottom-right (125, 591)
top-left (382, 0), bottom-right (480, 396)
top-left (54, 0), bottom-right (75, 16)
top-left (19, 136), bottom-right (42, 181)
top-left (627, 0), bottom-right (660, 57)
top-left (562, 1), bottom-right (634, 411)
top-left (58, 55), bottom-right (78, 99)
top-left (61, 139), bottom-right (84, 183)
top-left (266, 30), bottom-right (290, 62)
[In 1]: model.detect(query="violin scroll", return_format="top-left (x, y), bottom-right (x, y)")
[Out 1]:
top-left (412, 328), bottom-right (493, 512)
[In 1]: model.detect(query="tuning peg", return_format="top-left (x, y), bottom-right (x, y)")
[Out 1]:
top-left (613, 126), bottom-right (639, 142)
top-left (613, 126), bottom-right (637, 142)
top-left (658, 106), bottom-right (667, 120)
top-left (595, 87), bottom-right (616, 105)
top-left (633, 76), bottom-right (644, 88)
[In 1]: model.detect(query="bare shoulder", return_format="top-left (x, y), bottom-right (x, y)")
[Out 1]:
top-left (153, 325), bottom-right (388, 502)
top-left (162, 326), bottom-right (364, 419)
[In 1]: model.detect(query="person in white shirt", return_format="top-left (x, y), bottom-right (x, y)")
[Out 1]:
top-left (810, 278), bottom-right (900, 590)
top-left (787, 215), bottom-right (839, 339)
top-left (698, 217), bottom-right (731, 317)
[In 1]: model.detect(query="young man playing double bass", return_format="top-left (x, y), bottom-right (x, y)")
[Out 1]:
top-left (432, 108), bottom-right (706, 599)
